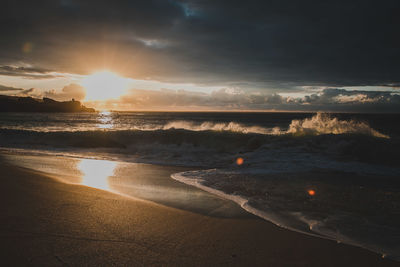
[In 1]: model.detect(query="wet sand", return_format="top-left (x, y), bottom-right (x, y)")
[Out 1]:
top-left (0, 159), bottom-right (397, 266)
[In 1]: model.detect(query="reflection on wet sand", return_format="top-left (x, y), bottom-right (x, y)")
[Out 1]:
top-left (2, 153), bottom-right (251, 218)
top-left (78, 158), bottom-right (117, 190)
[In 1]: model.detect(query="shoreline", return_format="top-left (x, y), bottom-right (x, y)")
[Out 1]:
top-left (172, 171), bottom-right (400, 261)
top-left (0, 154), bottom-right (397, 266)
top-left (0, 151), bottom-right (252, 219)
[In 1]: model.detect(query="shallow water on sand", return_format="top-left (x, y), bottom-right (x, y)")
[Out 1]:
top-left (0, 152), bottom-right (252, 219)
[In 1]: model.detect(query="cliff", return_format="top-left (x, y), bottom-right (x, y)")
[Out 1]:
top-left (0, 95), bottom-right (95, 112)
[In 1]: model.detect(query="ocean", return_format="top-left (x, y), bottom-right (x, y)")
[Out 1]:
top-left (0, 111), bottom-right (399, 259)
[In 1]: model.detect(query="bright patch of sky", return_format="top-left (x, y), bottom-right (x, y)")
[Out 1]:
top-left (0, 72), bottom-right (222, 96)
top-left (0, 74), bottom-right (80, 91)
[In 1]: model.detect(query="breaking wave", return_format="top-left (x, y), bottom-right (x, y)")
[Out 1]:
top-left (153, 112), bottom-right (389, 138)
top-left (0, 113), bottom-right (397, 167)
top-left (287, 112), bottom-right (389, 138)
top-left (1, 112), bottom-right (388, 138)
top-left (161, 120), bottom-right (279, 135)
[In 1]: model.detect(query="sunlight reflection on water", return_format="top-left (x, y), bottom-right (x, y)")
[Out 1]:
top-left (78, 158), bottom-right (117, 190)
top-left (97, 111), bottom-right (113, 129)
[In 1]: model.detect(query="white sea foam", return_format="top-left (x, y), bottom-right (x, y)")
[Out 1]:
top-left (156, 112), bottom-right (389, 138)
top-left (171, 171), bottom-right (325, 238)
top-left (287, 112), bottom-right (389, 138)
top-left (161, 121), bottom-right (278, 134)
top-left (0, 112), bottom-right (389, 139)
top-left (171, 168), bottom-right (400, 260)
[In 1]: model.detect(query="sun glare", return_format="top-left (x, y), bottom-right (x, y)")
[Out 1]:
top-left (78, 159), bottom-right (118, 190)
top-left (81, 71), bottom-right (130, 101)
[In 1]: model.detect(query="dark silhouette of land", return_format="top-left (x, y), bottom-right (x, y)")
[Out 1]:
top-left (0, 95), bottom-right (95, 112)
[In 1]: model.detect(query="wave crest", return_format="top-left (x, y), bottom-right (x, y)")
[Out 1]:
top-left (159, 113), bottom-right (388, 138)
top-left (161, 121), bottom-right (278, 134)
top-left (287, 112), bottom-right (389, 138)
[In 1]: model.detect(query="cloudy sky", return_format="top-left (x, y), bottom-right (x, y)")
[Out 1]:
top-left (1, 0), bottom-right (399, 111)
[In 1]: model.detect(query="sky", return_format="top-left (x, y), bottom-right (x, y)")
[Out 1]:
top-left (0, 0), bottom-right (400, 112)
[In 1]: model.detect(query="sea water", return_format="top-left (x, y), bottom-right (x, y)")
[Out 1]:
top-left (0, 111), bottom-right (399, 259)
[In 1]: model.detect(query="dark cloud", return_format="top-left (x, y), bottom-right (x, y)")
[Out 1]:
top-left (1, 1), bottom-right (400, 89)
top-left (0, 65), bottom-right (62, 79)
top-left (0, 84), bottom-right (24, 91)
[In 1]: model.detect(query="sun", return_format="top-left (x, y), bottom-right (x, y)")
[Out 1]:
top-left (81, 71), bottom-right (130, 101)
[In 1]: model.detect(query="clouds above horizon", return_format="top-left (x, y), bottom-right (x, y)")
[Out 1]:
top-left (6, 83), bottom-right (86, 101)
top-left (0, 84), bottom-right (24, 92)
top-left (0, 66), bottom-right (59, 79)
top-left (87, 88), bottom-right (400, 112)
top-left (4, 80), bottom-right (399, 112)
top-left (1, 0), bottom-right (400, 91)
top-left (42, 83), bottom-right (86, 101)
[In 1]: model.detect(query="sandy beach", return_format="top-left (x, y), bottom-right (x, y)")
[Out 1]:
top-left (0, 156), bottom-right (397, 266)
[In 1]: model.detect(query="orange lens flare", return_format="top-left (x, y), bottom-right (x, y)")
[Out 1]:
top-left (236, 157), bottom-right (244, 165)
top-left (22, 42), bottom-right (33, 53)
top-left (308, 189), bottom-right (316, 196)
